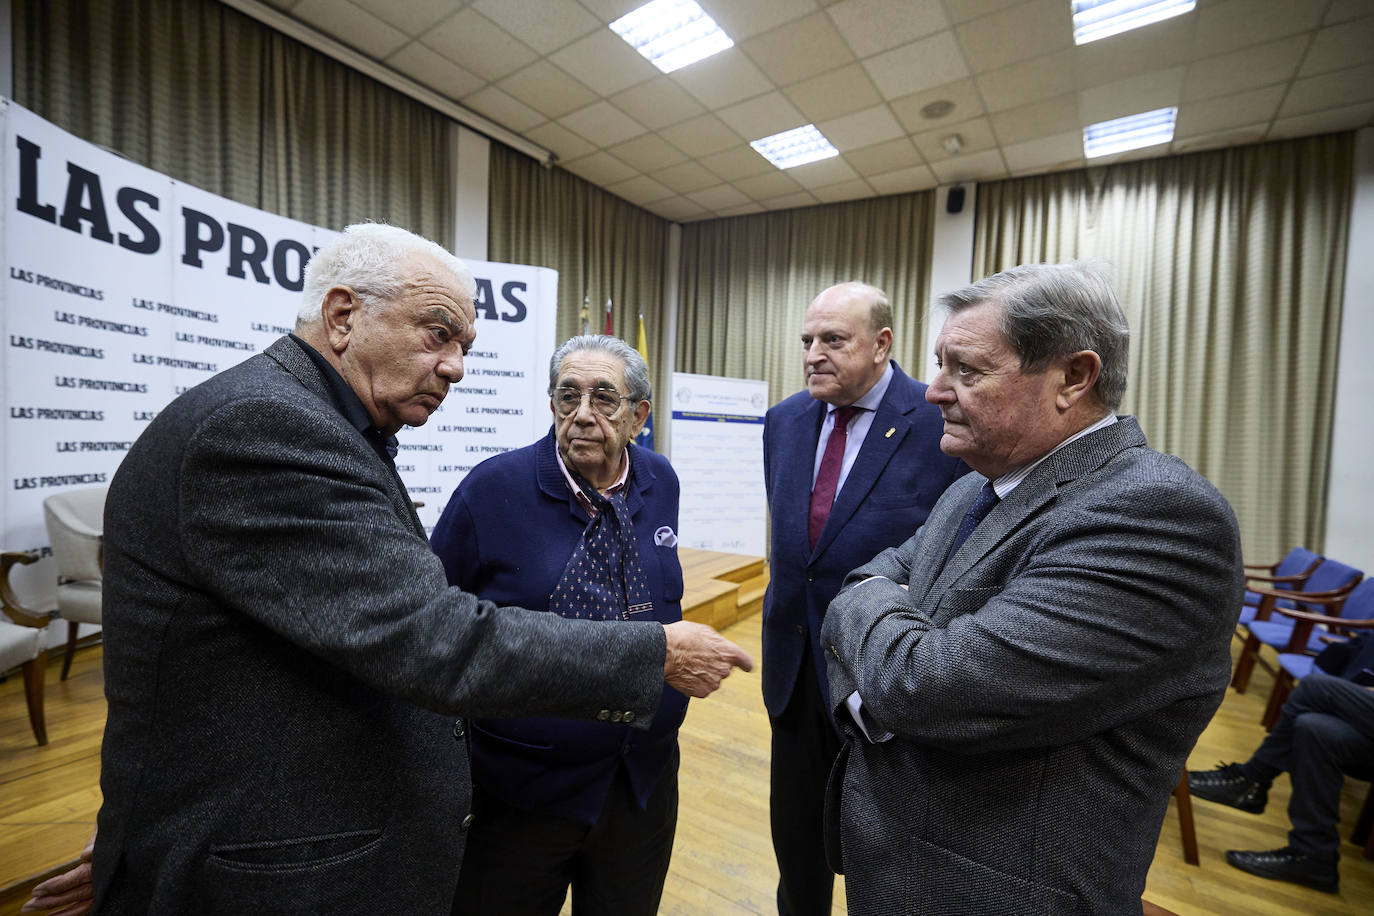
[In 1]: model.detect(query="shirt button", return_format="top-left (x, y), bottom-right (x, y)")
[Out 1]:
top-left (461, 814), bottom-right (475, 831)
top-left (453, 720), bottom-right (465, 739)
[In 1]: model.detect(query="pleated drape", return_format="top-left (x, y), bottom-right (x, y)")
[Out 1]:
top-left (973, 134), bottom-right (1353, 558)
top-left (13, 0), bottom-right (453, 245)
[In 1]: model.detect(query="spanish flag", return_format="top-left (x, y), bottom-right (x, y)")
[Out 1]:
top-left (635, 313), bottom-right (655, 452)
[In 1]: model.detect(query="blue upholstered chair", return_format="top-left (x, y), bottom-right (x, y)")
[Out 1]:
top-left (1259, 580), bottom-right (1374, 728)
top-left (1230, 558), bottom-right (1364, 693)
top-left (1238, 547), bottom-right (1322, 628)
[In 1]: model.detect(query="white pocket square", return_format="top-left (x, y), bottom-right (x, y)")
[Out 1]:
top-left (654, 526), bottom-right (677, 547)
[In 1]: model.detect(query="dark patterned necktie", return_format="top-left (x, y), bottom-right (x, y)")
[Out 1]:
top-left (548, 466), bottom-right (653, 621)
top-left (947, 482), bottom-right (999, 559)
top-left (809, 406), bottom-right (857, 550)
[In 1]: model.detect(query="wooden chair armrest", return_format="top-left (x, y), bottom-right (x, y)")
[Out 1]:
top-left (1248, 583), bottom-right (1356, 604)
top-left (1272, 607), bottom-right (1374, 629)
top-left (1, 551), bottom-right (51, 628)
top-left (1245, 571), bottom-right (1309, 585)
top-left (1244, 561), bottom-right (1280, 573)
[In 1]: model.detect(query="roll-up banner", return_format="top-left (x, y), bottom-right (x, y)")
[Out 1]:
top-left (1, 99), bottom-right (556, 614)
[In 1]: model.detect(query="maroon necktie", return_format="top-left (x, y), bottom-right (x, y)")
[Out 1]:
top-left (809, 406), bottom-right (857, 550)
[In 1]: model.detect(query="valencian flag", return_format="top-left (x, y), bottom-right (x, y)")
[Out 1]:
top-left (580, 294), bottom-right (589, 335)
top-left (603, 298), bottom-right (614, 335)
top-left (635, 313), bottom-right (655, 452)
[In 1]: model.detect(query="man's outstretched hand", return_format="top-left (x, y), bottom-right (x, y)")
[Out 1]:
top-left (663, 620), bottom-right (753, 697)
top-left (22, 830), bottom-right (94, 915)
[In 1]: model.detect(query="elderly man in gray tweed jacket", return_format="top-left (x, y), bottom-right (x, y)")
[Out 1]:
top-left (821, 263), bottom-right (1243, 915)
top-left (26, 223), bottom-right (750, 916)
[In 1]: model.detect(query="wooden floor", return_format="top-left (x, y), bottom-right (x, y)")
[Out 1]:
top-left (4, 618), bottom-right (1374, 914)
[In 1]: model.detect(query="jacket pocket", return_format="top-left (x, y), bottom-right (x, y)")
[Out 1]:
top-left (207, 828), bottom-right (383, 872)
top-left (911, 836), bottom-right (1088, 915)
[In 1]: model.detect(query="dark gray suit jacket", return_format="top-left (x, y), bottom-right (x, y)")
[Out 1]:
top-left (821, 417), bottom-right (1243, 915)
top-left (94, 337), bottom-right (668, 914)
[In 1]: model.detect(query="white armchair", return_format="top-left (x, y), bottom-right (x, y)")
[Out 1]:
top-left (43, 487), bottom-right (106, 680)
top-left (1, 551), bottom-right (50, 745)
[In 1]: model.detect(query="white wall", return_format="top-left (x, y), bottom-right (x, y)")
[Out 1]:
top-left (451, 124), bottom-right (490, 261)
top-left (924, 184), bottom-right (977, 382)
top-left (1323, 127), bottom-right (1374, 564)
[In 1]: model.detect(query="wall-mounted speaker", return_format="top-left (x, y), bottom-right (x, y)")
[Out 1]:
top-left (946, 185), bottom-right (966, 214)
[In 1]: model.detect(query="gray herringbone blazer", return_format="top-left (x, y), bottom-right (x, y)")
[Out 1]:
top-left (94, 336), bottom-right (668, 914)
top-left (821, 417), bottom-right (1243, 915)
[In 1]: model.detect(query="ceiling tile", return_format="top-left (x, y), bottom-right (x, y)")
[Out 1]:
top-left (605, 174), bottom-right (675, 205)
top-left (461, 86), bottom-right (547, 132)
top-left (785, 156), bottom-right (860, 188)
top-left (1174, 85), bottom-right (1286, 139)
top-left (578, 0), bottom-right (645, 22)
top-left (698, 145), bottom-right (776, 181)
top-left (976, 49), bottom-right (1076, 114)
top-left (651, 161), bottom-right (724, 194)
top-left (866, 164), bottom-right (938, 195)
top-left (499, 61), bottom-right (598, 120)
top-left (811, 178), bottom-right (878, 203)
top-left (385, 42), bottom-right (486, 100)
top-left (550, 28), bottom-right (661, 97)
top-left (717, 201), bottom-right (768, 216)
top-left (1170, 125), bottom-right (1268, 154)
top-left (660, 114), bottom-right (745, 157)
top-left (1070, 14), bottom-right (1195, 90)
top-left (889, 78), bottom-right (984, 133)
top-left (293, 0), bottom-right (409, 58)
top-left (672, 49), bottom-right (775, 109)
top-left (742, 11), bottom-right (855, 86)
top-left (704, 0), bottom-right (820, 40)
top-left (784, 63), bottom-right (883, 124)
top-left (826, 0), bottom-right (949, 57)
top-left (844, 137), bottom-right (922, 176)
top-left (1078, 67), bottom-right (1186, 126)
top-left (1181, 36), bottom-right (1306, 104)
top-left (424, 9), bottom-right (538, 82)
top-left (560, 151), bottom-right (639, 186)
top-left (1298, 17), bottom-right (1374, 78)
top-left (349, 0), bottom-right (460, 35)
top-left (610, 78), bottom-right (707, 131)
top-left (1000, 129), bottom-right (1084, 173)
top-left (733, 170), bottom-right (804, 199)
top-left (470, 0), bottom-right (600, 54)
top-left (1277, 63), bottom-right (1374, 118)
top-left (863, 31), bottom-right (969, 99)
top-left (717, 92), bottom-right (808, 141)
top-left (817, 104), bottom-right (906, 150)
top-left (1269, 101), bottom-right (1374, 139)
top-left (765, 190), bottom-right (822, 209)
top-left (609, 134), bottom-right (689, 172)
top-left (646, 196), bottom-right (712, 221)
top-left (929, 148), bottom-right (1009, 183)
top-left (559, 100), bottom-right (649, 146)
top-left (956, 0), bottom-right (1072, 73)
top-left (912, 116), bottom-right (996, 163)
top-left (524, 121), bottom-right (597, 161)
top-left (1189, 0), bottom-right (1326, 60)
top-left (990, 95), bottom-right (1079, 146)
top-left (943, 0), bottom-right (1023, 25)
top-left (687, 184), bottom-right (754, 209)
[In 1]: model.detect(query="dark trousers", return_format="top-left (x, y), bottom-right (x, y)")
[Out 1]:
top-left (452, 755), bottom-right (678, 916)
top-left (770, 644), bottom-right (842, 916)
top-left (1241, 672), bottom-right (1374, 861)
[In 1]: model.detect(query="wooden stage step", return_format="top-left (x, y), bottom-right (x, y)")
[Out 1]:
top-left (678, 548), bottom-right (768, 629)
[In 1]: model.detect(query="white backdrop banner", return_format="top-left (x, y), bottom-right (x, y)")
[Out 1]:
top-left (669, 371), bottom-right (767, 556)
top-left (1, 99), bottom-right (556, 612)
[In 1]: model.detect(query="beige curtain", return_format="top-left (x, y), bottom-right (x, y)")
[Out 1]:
top-left (973, 134), bottom-right (1353, 559)
top-left (678, 193), bottom-right (936, 408)
top-left (488, 144), bottom-right (670, 408)
top-left (13, 0), bottom-right (453, 244)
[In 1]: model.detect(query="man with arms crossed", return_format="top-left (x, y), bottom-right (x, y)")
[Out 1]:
top-left (822, 263), bottom-right (1243, 914)
top-left (762, 282), bottom-right (965, 915)
top-left (26, 224), bottom-right (750, 915)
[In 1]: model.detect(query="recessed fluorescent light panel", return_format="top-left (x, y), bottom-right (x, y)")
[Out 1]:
top-left (1071, 0), bottom-right (1195, 45)
top-left (1083, 107), bottom-right (1177, 158)
top-left (750, 125), bottom-right (840, 170)
top-left (610, 0), bottom-right (734, 74)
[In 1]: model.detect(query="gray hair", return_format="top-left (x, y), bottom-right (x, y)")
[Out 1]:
top-left (297, 223), bottom-right (476, 325)
top-left (547, 335), bottom-right (651, 403)
top-left (938, 262), bottom-right (1130, 410)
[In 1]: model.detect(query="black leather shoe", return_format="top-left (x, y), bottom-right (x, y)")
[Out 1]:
top-left (1226, 847), bottom-right (1338, 893)
top-left (1188, 762), bottom-right (1267, 813)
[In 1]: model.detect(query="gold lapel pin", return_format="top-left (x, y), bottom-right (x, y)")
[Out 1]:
top-left (885, 427), bottom-right (895, 438)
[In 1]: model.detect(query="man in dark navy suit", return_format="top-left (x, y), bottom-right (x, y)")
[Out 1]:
top-left (761, 282), bottom-right (966, 915)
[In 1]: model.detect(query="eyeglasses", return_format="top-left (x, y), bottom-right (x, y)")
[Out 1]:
top-left (552, 386), bottom-right (633, 418)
